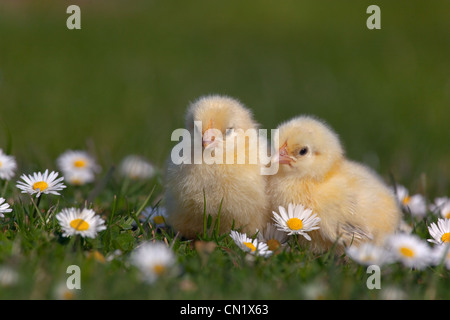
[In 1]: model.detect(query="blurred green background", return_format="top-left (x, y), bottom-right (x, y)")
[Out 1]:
top-left (0, 0), bottom-right (449, 195)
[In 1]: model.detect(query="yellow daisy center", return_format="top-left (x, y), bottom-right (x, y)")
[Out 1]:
top-left (71, 178), bottom-right (82, 185)
top-left (153, 215), bottom-right (165, 225)
top-left (402, 196), bottom-right (411, 206)
top-left (444, 211), bottom-right (450, 219)
top-left (0, 161), bottom-right (2, 167)
top-left (62, 290), bottom-right (76, 300)
top-left (152, 264), bottom-right (166, 275)
top-left (361, 255), bottom-right (375, 263)
top-left (243, 242), bottom-right (256, 252)
top-left (74, 159), bottom-right (87, 168)
top-left (399, 246), bottom-right (415, 258)
top-left (70, 218), bottom-right (90, 231)
top-left (441, 233), bottom-right (450, 243)
top-left (33, 181), bottom-right (48, 191)
top-left (267, 239), bottom-right (281, 251)
top-left (287, 218), bottom-right (303, 230)
top-left (88, 250), bottom-right (106, 263)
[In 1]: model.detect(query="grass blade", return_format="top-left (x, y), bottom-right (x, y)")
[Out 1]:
top-left (132, 185), bottom-right (156, 236)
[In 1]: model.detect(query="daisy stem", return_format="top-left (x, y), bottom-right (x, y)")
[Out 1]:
top-left (293, 234), bottom-right (301, 251)
top-left (1, 179), bottom-right (9, 198)
top-left (68, 234), bottom-right (84, 255)
top-left (213, 197), bottom-right (224, 241)
top-left (131, 185), bottom-right (156, 236)
top-left (77, 235), bottom-right (84, 253)
top-left (108, 195), bottom-right (118, 226)
top-left (120, 177), bottom-right (131, 196)
top-left (202, 189), bottom-right (207, 237)
top-left (426, 245), bottom-right (449, 299)
top-left (136, 185), bottom-right (155, 218)
top-left (44, 200), bottom-right (59, 228)
top-left (131, 211), bottom-right (145, 236)
top-left (30, 195), bottom-right (46, 226)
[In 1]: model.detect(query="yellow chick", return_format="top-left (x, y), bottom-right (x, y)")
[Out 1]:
top-left (267, 116), bottom-right (401, 254)
top-left (164, 95), bottom-right (270, 239)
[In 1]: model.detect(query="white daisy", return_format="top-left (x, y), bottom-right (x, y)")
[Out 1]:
top-left (119, 155), bottom-right (155, 180)
top-left (438, 201), bottom-right (450, 220)
top-left (272, 203), bottom-right (321, 240)
top-left (345, 242), bottom-right (393, 266)
top-left (56, 207), bottom-right (106, 238)
top-left (141, 206), bottom-right (168, 227)
top-left (0, 266), bottom-right (19, 287)
top-left (427, 218), bottom-right (450, 245)
top-left (431, 244), bottom-right (450, 269)
top-left (230, 230), bottom-right (272, 258)
top-left (380, 286), bottom-right (408, 300)
top-left (398, 219), bottom-right (413, 234)
top-left (0, 149), bottom-right (17, 181)
top-left (53, 282), bottom-right (78, 300)
top-left (386, 233), bottom-right (432, 269)
top-left (63, 169), bottom-right (95, 186)
top-left (57, 150), bottom-right (100, 175)
top-left (302, 280), bottom-right (328, 300)
top-left (394, 185), bottom-right (427, 218)
top-left (394, 184), bottom-right (409, 203)
top-left (0, 197), bottom-right (12, 218)
top-left (256, 222), bottom-right (289, 251)
top-left (106, 249), bottom-right (123, 262)
top-left (429, 196), bottom-right (449, 215)
top-left (130, 241), bottom-right (176, 284)
top-left (16, 169), bottom-right (66, 197)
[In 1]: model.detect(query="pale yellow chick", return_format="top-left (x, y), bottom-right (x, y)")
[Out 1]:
top-left (267, 116), bottom-right (401, 254)
top-left (164, 95), bottom-right (270, 239)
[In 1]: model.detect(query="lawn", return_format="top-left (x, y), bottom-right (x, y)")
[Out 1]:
top-left (0, 0), bottom-right (449, 300)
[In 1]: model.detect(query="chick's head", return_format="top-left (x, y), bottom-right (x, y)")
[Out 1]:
top-left (275, 116), bottom-right (344, 181)
top-left (185, 95), bottom-right (258, 150)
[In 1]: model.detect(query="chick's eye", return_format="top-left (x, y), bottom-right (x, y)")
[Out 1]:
top-left (299, 147), bottom-right (308, 156)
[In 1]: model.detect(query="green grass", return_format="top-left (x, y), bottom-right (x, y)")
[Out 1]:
top-left (0, 178), bottom-right (448, 300)
top-left (0, 0), bottom-right (449, 299)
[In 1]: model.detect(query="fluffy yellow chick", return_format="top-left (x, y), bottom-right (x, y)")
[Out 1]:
top-left (164, 95), bottom-right (270, 239)
top-left (267, 116), bottom-right (401, 254)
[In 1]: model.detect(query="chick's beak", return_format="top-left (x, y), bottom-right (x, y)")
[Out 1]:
top-left (202, 119), bottom-right (216, 148)
top-left (276, 141), bottom-right (295, 165)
